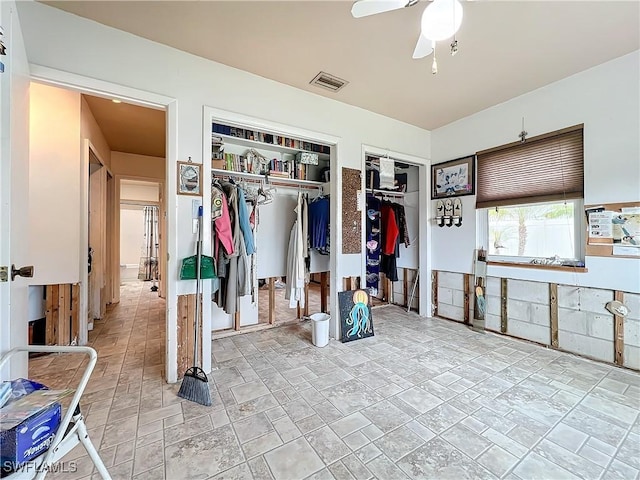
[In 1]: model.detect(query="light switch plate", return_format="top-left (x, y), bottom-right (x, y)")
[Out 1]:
top-left (192, 199), bottom-right (202, 218)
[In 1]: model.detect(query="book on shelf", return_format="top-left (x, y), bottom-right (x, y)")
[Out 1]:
top-left (212, 122), bottom-right (331, 156)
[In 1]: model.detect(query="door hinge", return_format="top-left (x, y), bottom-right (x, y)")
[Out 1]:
top-left (0, 266), bottom-right (7, 282)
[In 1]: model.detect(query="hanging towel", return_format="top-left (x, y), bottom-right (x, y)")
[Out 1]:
top-left (379, 157), bottom-right (395, 189)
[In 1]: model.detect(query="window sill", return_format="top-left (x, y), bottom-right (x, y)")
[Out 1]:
top-left (487, 261), bottom-right (588, 273)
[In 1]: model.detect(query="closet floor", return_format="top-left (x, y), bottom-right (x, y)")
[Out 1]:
top-left (28, 287), bottom-right (639, 480)
top-left (257, 280), bottom-right (328, 324)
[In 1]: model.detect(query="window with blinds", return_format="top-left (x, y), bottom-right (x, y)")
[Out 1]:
top-left (476, 125), bottom-right (584, 209)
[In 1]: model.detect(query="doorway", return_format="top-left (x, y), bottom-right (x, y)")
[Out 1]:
top-left (119, 179), bottom-right (163, 294)
top-left (25, 83), bottom-right (168, 362)
top-left (361, 146), bottom-right (431, 318)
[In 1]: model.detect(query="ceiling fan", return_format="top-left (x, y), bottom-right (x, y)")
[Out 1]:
top-left (351, 0), bottom-right (464, 65)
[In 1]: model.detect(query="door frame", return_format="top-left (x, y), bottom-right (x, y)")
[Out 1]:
top-left (82, 140), bottom-right (111, 344)
top-left (30, 65), bottom-right (178, 381)
top-left (361, 144), bottom-right (432, 317)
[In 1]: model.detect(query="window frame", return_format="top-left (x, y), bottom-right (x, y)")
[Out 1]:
top-left (477, 198), bottom-right (585, 265)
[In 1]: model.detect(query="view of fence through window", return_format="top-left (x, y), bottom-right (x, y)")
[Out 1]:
top-left (488, 202), bottom-right (576, 259)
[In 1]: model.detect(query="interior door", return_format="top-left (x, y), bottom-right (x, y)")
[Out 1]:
top-left (0, 1), bottom-right (31, 379)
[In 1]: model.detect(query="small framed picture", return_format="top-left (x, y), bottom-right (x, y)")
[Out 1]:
top-left (177, 161), bottom-right (202, 196)
top-left (431, 155), bottom-right (475, 199)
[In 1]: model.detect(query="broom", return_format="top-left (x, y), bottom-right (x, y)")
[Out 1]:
top-left (178, 206), bottom-right (212, 406)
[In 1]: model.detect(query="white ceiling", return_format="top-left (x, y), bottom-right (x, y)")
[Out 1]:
top-left (48, 1), bottom-right (639, 131)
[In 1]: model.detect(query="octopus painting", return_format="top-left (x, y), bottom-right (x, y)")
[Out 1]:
top-left (339, 289), bottom-right (375, 342)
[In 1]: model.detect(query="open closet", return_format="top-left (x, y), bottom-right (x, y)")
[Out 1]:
top-left (365, 154), bottom-right (420, 311)
top-left (209, 120), bottom-right (332, 334)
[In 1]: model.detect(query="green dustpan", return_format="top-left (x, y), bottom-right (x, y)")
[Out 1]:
top-left (179, 255), bottom-right (216, 280)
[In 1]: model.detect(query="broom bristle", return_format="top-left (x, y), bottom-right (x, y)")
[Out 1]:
top-left (178, 367), bottom-right (212, 406)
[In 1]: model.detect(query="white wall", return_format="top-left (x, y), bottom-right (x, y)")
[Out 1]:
top-left (16, 2), bottom-right (430, 276)
top-left (121, 182), bottom-right (159, 203)
top-left (431, 52), bottom-right (640, 293)
top-left (111, 151), bottom-right (165, 180)
top-left (81, 97), bottom-right (111, 169)
top-left (28, 82), bottom-right (81, 285)
top-left (120, 206), bottom-right (145, 266)
top-left (16, 2), bottom-right (432, 381)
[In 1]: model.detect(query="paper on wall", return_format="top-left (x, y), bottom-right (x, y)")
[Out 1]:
top-left (613, 212), bottom-right (640, 247)
top-left (613, 245), bottom-right (640, 256)
top-left (588, 211), bottom-right (613, 239)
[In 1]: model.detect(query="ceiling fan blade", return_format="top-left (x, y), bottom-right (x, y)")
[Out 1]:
top-left (351, 0), bottom-right (409, 19)
top-left (412, 34), bottom-right (433, 59)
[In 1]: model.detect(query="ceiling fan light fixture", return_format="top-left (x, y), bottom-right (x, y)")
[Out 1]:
top-left (421, 0), bottom-right (463, 41)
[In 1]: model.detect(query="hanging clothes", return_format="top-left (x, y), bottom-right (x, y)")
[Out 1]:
top-left (308, 195), bottom-right (330, 253)
top-left (392, 202), bottom-right (410, 248)
top-left (237, 188), bottom-right (256, 255)
top-left (212, 179), bottom-right (252, 316)
top-left (286, 193), bottom-right (307, 308)
top-left (366, 194), bottom-right (381, 295)
top-left (380, 203), bottom-right (399, 255)
top-left (375, 198), bottom-right (409, 285)
top-left (211, 181), bottom-right (234, 258)
top-left (379, 156), bottom-right (395, 189)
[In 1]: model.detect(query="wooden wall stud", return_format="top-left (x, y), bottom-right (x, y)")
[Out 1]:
top-left (614, 291), bottom-right (624, 366)
top-left (500, 278), bottom-right (508, 333)
top-left (463, 274), bottom-right (471, 325)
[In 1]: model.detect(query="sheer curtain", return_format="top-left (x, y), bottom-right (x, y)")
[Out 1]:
top-left (138, 206), bottom-right (159, 288)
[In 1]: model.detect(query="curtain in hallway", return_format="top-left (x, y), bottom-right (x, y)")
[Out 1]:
top-left (138, 205), bottom-right (159, 282)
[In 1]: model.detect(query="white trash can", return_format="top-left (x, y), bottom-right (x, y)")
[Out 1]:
top-left (310, 313), bottom-right (330, 347)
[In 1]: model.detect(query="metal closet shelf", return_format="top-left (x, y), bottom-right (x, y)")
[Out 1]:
top-left (211, 168), bottom-right (326, 191)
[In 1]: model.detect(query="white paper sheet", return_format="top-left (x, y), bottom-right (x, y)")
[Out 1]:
top-left (588, 211), bottom-right (613, 239)
top-left (613, 245), bottom-right (640, 256)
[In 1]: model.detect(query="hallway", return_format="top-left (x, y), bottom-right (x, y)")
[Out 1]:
top-left (26, 281), bottom-right (640, 480)
top-left (28, 280), bottom-right (167, 478)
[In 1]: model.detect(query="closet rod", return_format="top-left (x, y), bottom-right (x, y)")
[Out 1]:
top-left (212, 168), bottom-right (324, 191)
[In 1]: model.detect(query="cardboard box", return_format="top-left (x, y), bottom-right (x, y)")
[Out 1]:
top-left (0, 403), bottom-right (61, 467)
top-left (212, 158), bottom-right (225, 170)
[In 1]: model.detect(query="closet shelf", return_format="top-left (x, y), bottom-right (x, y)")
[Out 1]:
top-left (369, 188), bottom-right (406, 198)
top-left (212, 133), bottom-right (330, 161)
top-left (212, 168), bottom-right (326, 190)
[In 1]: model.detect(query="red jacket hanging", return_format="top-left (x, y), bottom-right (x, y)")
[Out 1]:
top-left (381, 204), bottom-right (399, 255)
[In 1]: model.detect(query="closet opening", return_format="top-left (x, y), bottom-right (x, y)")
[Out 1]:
top-left (208, 117), bottom-right (333, 338)
top-left (364, 154), bottom-right (420, 312)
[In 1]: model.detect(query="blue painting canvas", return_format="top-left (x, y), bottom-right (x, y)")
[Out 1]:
top-left (338, 290), bottom-right (374, 343)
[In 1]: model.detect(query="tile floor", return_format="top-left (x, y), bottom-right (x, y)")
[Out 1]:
top-left (28, 280), bottom-right (640, 480)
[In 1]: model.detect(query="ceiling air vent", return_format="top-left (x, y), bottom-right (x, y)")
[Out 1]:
top-left (310, 71), bottom-right (349, 93)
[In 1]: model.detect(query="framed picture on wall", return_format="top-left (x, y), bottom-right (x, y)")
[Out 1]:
top-left (177, 160), bottom-right (202, 196)
top-left (431, 155), bottom-right (475, 199)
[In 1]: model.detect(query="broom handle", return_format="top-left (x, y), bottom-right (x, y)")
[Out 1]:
top-left (193, 206), bottom-right (203, 368)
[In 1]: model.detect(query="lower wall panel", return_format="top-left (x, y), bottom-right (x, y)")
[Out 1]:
top-left (434, 270), bottom-right (638, 370)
